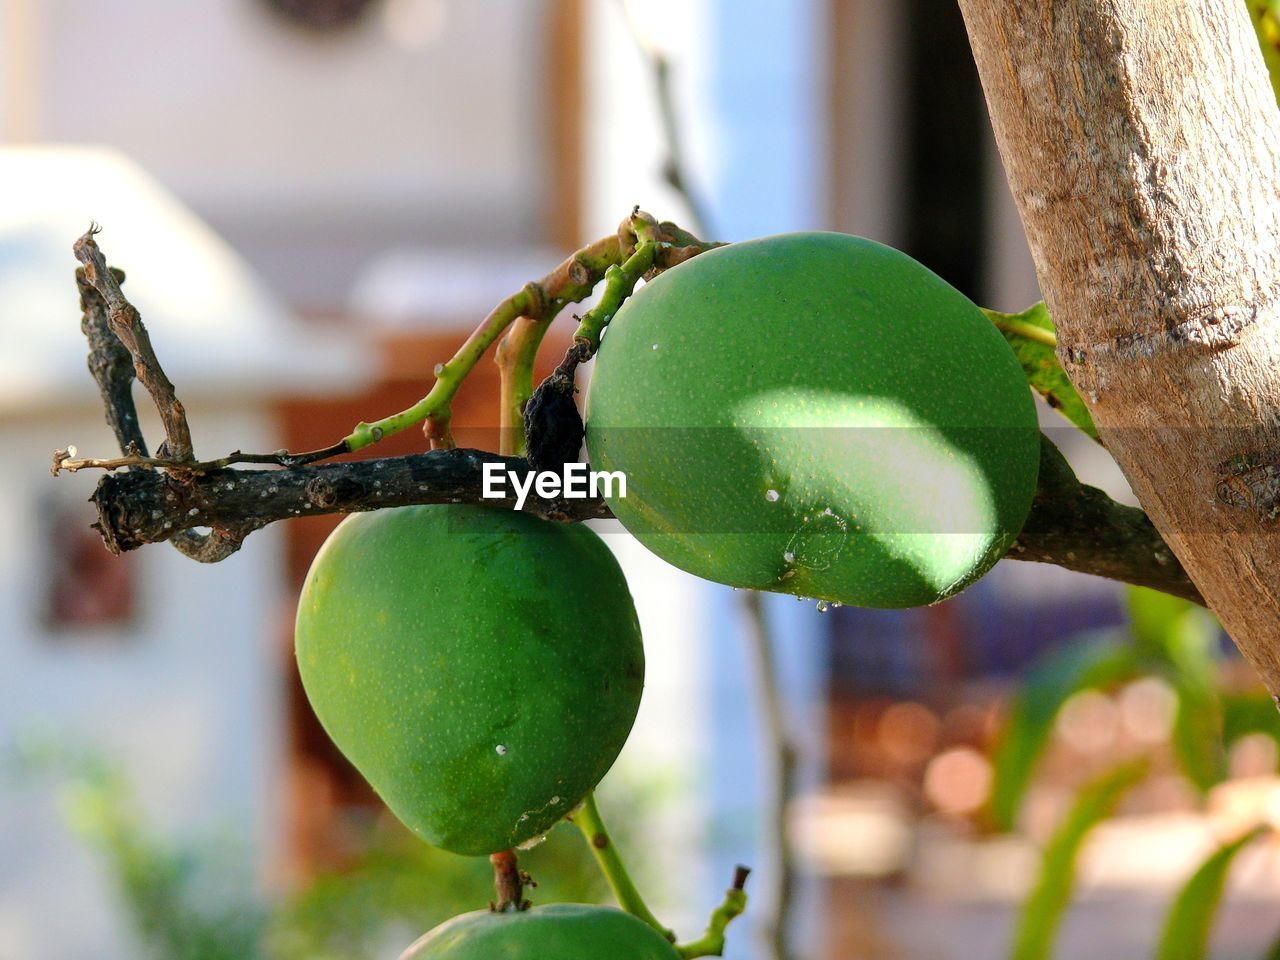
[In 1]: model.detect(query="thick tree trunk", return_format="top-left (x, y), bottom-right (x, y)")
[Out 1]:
top-left (957, 1), bottom-right (1280, 692)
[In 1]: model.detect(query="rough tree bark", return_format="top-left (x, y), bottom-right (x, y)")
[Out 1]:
top-left (958, 0), bottom-right (1280, 693)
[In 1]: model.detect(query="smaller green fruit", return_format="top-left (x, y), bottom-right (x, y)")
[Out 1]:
top-left (399, 904), bottom-right (681, 960)
top-left (295, 504), bottom-right (644, 856)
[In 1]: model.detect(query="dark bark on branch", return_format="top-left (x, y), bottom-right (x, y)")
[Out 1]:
top-left (78, 264), bottom-right (149, 458)
top-left (1011, 438), bottom-right (1203, 605)
top-left (83, 435), bottom-right (1203, 604)
top-left (89, 449), bottom-right (611, 559)
top-left (74, 228), bottom-right (193, 462)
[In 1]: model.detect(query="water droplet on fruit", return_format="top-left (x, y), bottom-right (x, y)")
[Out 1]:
top-left (765, 489), bottom-right (780, 502)
top-left (783, 551), bottom-right (796, 564)
top-left (785, 511), bottom-right (848, 572)
top-left (816, 600), bottom-right (830, 613)
top-left (495, 744), bottom-right (508, 756)
top-left (651, 343), bottom-right (659, 350)
top-left (551, 796), bottom-right (561, 804)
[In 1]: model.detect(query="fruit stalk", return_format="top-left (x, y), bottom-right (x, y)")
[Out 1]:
top-left (674, 866), bottom-right (750, 960)
top-left (489, 850), bottom-right (530, 912)
top-left (338, 214), bottom-right (719, 455)
top-left (571, 792), bottom-right (675, 942)
top-left (496, 314), bottom-right (558, 457)
top-left (571, 214), bottom-right (660, 357)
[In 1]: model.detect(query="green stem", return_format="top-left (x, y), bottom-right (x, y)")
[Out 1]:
top-left (572, 792), bottom-right (675, 942)
top-left (990, 314), bottom-right (1058, 348)
top-left (345, 288), bottom-right (535, 452)
top-left (342, 238), bottom-right (627, 454)
top-left (495, 305), bottom-right (565, 457)
top-left (339, 214), bottom-right (714, 455)
top-left (572, 218), bottom-right (660, 356)
top-left (676, 867), bottom-right (750, 959)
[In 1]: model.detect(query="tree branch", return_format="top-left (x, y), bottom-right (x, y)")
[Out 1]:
top-left (77, 262), bottom-right (149, 458)
top-left (62, 228), bottom-right (1202, 602)
top-left (73, 226), bottom-right (193, 463)
top-left (1011, 437), bottom-right (1203, 605)
top-left (79, 432), bottom-right (1203, 604)
top-left (87, 449), bottom-right (610, 560)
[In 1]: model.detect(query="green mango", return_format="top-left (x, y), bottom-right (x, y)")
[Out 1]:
top-left (295, 504), bottom-right (644, 856)
top-left (584, 232), bottom-right (1039, 608)
top-left (400, 904), bottom-right (680, 959)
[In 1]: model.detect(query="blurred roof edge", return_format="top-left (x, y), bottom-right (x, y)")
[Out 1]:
top-left (0, 145), bottom-right (375, 415)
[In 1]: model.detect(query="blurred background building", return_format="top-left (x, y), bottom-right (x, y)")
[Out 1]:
top-left (3, 2), bottom-right (1280, 959)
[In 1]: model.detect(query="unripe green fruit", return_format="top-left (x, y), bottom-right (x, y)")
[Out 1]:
top-left (295, 504), bottom-right (644, 856)
top-left (399, 905), bottom-right (681, 960)
top-left (584, 232), bottom-right (1039, 608)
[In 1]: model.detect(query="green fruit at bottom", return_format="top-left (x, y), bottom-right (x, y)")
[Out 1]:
top-left (584, 231), bottom-right (1040, 608)
top-left (295, 504), bottom-right (644, 856)
top-left (399, 905), bottom-right (681, 960)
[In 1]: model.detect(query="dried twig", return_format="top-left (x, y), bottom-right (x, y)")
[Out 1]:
top-left (73, 227), bottom-right (193, 462)
top-left (73, 226), bottom-right (252, 562)
top-left (77, 263), bottom-right (148, 458)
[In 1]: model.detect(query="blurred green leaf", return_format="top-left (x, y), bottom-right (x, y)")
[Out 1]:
top-left (56, 770), bottom-right (265, 960)
top-left (1126, 588), bottom-right (1226, 791)
top-left (1169, 689), bottom-right (1227, 793)
top-left (1009, 761), bottom-right (1147, 960)
top-left (1264, 924), bottom-right (1280, 960)
top-left (1126, 588), bottom-right (1200, 656)
top-left (989, 634), bottom-right (1141, 831)
top-left (1154, 826), bottom-right (1269, 960)
top-left (1222, 692), bottom-right (1280, 756)
top-left (982, 303), bottom-right (1098, 441)
top-left (27, 743), bottom-right (616, 960)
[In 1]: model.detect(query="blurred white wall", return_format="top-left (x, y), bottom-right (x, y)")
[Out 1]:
top-left (0, 407), bottom-right (290, 960)
top-left (0, 135), bottom-right (370, 960)
top-left (0, 0), bottom-right (551, 307)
